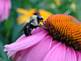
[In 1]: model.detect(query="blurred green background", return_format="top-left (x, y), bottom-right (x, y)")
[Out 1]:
top-left (0, 0), bottom-right (81, 61)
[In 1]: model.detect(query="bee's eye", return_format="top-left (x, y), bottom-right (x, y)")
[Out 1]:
top-left (37, 16), bottom-right (43, 20)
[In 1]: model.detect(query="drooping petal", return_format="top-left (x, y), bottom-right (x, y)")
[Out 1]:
top-left (76, 51), bottom-right (81, 61)
top-left (4, 27), bottom-right (48, 57)
top-left (43, 41), bottom-right (78, 61)
top-left (13, 36), bottom-right (52, 61)
top-left (43, 42), bottom-right (66, 61)
top-left (0, 0), bottom-right (11, 21)
top-left (65, 47), bottom-right (77, 61)
top-left (4, 0), bottom-right (11, 19)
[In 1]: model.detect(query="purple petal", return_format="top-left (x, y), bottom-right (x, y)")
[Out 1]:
top-left (4, 28), bottom-right (48, 57)
top-left (43, 42), bottom-right (78, 61)
top-left (0, 0), bottom-right (11, 21)
top-left (43, 43), bottom-right (67, 61)
top-left (14, 36), bottom-right (52, 61)
top-left (77, 51), bottom-right (81, 61)
top-left (65, 47), bottom-right (77, 61)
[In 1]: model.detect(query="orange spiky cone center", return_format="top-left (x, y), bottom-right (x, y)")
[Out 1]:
top-left (44, 14), bottom-right (81, 50)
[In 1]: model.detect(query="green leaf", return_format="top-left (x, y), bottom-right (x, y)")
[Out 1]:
top-left (11, 24), bottom-right (23, 42)
top-left (76, 0), bottom-right (81, 21)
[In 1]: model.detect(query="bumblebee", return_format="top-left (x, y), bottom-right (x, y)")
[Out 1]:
top-left (23, 12), bottom-right (43, 36)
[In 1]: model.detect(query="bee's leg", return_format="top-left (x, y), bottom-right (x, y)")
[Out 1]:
top-left (29, 28), bottom-right (33, 35)
top-left (24, 25), bottom-right (31, 36)
top-left (29, 25), bottom-right (34, 35)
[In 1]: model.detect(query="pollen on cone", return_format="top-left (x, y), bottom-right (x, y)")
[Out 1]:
top-left (44, 14), bottom-right (81, 50)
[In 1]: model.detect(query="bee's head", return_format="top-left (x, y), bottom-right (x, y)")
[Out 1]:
top-left (34, 12), bottom-right (43, 20)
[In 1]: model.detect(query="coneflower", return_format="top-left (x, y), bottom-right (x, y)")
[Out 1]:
top-left (4, 14), bottom-right (81, 61)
